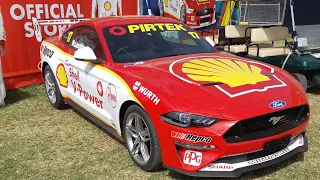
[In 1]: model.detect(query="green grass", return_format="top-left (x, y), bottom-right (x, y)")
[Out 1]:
top-left (0, 85), bottom-right (320, 180)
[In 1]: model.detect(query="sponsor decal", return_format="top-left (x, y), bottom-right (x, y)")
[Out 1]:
top-left (200, 134), bottom-right (304, 172)
top-left (188, 32), bottom-right (200, 39)
top-left (109, 26), bottom-right (127, 36)
top-left (269, 115), bottom-right (285, 125)
top-left (169, 56), bottom-right (287, 98)
top-left (133, 81), bottom-right (160, 105)
top-left (97, 81), bottom-right (103, 97)
top-left (248, 148), bottom-right (290, 165)
top-left (269, 100), bottom-right (286, 109)
top-left (187, 22), bottom-right (197, 25)
top-left (207, 164), bottom-right (234, 170)
top-left (43, 46), bottom-right (54, 58)
top-left (107, 83), bottom-right (117, 108)
top-left (71, 80), bottom-right (103, 109)
top-left (104, 1), bottom-right (112, 11)
top-left (69, 68), bottom-right (79, 81)
top-left (10, 4), bottom-right (84, 38)
top-left (171, 131), bottom-right (212, 143)
top-left (197, 0), bottom-right (210, 4)
top-left (184, 150), bottom-right (202, 166)
top-left (56, 63), bottom-right (68, 88)
top-left (127, 23), bottom-right (187, 34)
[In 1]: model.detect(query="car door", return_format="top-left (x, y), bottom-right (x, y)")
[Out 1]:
top-left (61, 26), bottom-right (115, 128)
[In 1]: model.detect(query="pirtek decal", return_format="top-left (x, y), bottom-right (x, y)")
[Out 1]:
top-left (171, 131), bottom-right (212, 143)
top-left (133, 81), bottom-right (160, 105)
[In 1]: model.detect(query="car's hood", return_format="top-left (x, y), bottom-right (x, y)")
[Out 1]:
top-left (117, 52), bottom-right (306, 117)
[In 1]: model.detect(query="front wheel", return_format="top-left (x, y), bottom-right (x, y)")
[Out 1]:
top-left (292, 73), bottom-right (308, 92)
top-left (123, 105), bottom-right (162, 171)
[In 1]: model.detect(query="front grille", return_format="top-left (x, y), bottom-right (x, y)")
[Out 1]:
top-left (223, 105), bottom-right (309, 143)
top-left (215, 135), bottom-right (294, 163)
top-left (246, 135), bottom-right (291, 160)
top-left (196, 8), bottom-right (214, 16)
top-left (200, 17), bottom-right (210, 24)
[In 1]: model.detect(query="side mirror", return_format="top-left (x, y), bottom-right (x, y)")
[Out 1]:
top-left (205, 36), bottom-right (215, 47)
top-left (74, 47), bottom-right (101, 63)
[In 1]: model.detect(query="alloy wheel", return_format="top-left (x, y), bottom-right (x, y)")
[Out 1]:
top-left (125, 112), bottom-right (151, 165)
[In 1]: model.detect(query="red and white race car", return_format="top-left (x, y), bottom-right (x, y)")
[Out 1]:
top-left (33, 16), bottom-right (309, 177)
top-left (159, 0), bottom-right (216, 29)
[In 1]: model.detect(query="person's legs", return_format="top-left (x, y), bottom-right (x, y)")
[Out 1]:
top-left (0, 58), bottom-right (5, 107)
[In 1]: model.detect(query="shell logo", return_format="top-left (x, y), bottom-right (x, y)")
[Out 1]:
top-left (104, 1), bottom-right (112, 11)
top-left (56, 64), bottom-right (68, 88)
top-left (197, 0), bottom-right (210, 4)
top-left (182, 58), bottom-right (270, 87)
top-left (170, 56), bottom-right (287, 98)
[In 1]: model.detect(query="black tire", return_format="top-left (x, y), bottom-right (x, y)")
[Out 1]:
top-left (292, 73), bottom-right (308, 92)
top-left (43, 65), bottom-right (68, 110)
top-left (123, 105), bottom-right (162, 171)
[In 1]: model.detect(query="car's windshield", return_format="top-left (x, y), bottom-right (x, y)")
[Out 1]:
top-left (102, 22), bottom-right (216, 63)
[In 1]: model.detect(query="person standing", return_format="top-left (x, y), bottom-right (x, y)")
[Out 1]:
top-left (0, 6), bottom-right (6, 107)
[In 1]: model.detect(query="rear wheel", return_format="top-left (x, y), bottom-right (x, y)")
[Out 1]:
top-left (43, 65), bottom-right (68, 109)
top-left (292, 73), bottom-right (308, 91)
top-left (123, 105), bottom-right (162, 171)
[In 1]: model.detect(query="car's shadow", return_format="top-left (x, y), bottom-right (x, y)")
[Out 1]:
top-left (307, 87), bottom-right (320, 95)
top-left (167, 153), bottom-right (305, 180)
top-left (71, 108), bottom-right (125, 145)
top-left (3, 87), bottom-right (36, 106)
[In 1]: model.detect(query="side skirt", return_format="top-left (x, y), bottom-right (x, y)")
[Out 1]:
top-left (66, 99), bottom-right (123, 141)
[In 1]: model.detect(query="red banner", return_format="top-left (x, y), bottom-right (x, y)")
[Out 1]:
top-left (0, 0), bottom-right (138, 90)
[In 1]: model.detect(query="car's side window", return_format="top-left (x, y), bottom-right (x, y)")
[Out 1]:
top-left (67, 26), bottom-right (106, 60)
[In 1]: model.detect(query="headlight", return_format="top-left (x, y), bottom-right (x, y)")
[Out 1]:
top-left (161, 112), bottom-right (220, 127)
top-left (186, 8), bottom-right (195, 14)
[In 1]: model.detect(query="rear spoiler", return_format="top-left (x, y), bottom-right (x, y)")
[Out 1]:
top-left (31, 17), bottom-right (91, 42)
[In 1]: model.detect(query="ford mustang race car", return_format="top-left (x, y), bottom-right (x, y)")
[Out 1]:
top-left (158, 0), bottom-right (216, 29)
top-left (33, 16), bottom-right (309, 177)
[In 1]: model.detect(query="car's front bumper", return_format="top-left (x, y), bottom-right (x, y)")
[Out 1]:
top-left (165, 134), bottom-right (308, 177)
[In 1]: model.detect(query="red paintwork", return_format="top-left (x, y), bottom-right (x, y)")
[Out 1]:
top-left (45, 16), bottom-right (309, 174)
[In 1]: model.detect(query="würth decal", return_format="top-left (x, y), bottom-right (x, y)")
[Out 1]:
top-left (133, 81), bottom-right (160, 105)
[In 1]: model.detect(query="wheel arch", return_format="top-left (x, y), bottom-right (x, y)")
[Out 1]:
top-left (119, 100), bottom-right (143, 133)
top-left (41, 61), bottom-right (49, 76)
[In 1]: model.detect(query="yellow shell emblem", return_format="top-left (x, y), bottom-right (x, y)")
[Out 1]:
top-left (104, 1), bottom-right (112, 11)
top-left (56, 64), bottom-right (68, 88)
top-left (182, 58), bottom-right (270, 87)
